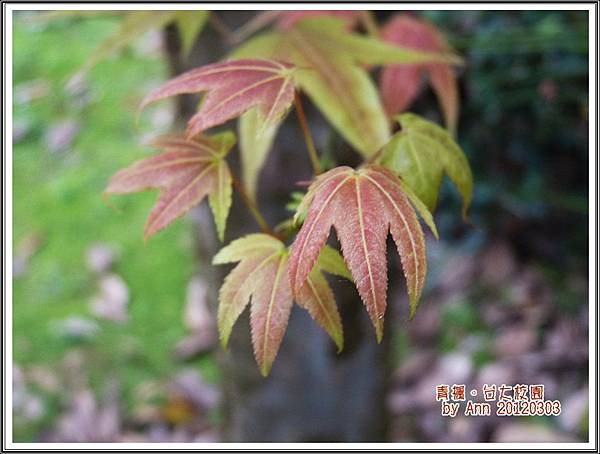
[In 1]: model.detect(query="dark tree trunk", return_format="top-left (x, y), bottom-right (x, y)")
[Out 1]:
top-left (163, 12), bottom-right (393, 441)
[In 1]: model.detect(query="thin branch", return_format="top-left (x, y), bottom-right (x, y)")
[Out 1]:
top-left (230, 168), bottom-right (278, 237)
top-left (364, 146), bottom-right (386, 166)
top-left (231, 11), bottom-right (282, 45)
top-left (360, 11), bottom-right (379, 37)
top-left (208, 11), bottom-right (237, 47)
top-left (294, 92), bottom-right (322, 176)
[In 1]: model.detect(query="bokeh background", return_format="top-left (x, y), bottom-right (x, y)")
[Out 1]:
top-left (12, 10), bottom-right (589, 442)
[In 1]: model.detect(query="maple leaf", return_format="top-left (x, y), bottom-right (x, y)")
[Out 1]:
top-left (230, 10), bottom-right (360, 42)
top-left (49, 11), bottom-right (208, 78)
top-left (213, 234), bottom-right (348, 375)
top-left (379, 14), bottom-right (460, 132)
top-left (141, 59), bottom-right (296, 139)
top-left (380, 113), bottom-right (473, 217)
top-left (275, 10), bottom-right (361, 30)
top-left (231, 18), bottom-right (460, 158)
top-left (105, 132), bottom-right (235, 241)
top-left (289, 165), bottom-right (431, 341)
top-left (238, 108), bottom-right (284, 201)
top-left (174, 11), bottom-right (209, 57)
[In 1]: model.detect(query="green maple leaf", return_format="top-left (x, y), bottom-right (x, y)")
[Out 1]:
top-left (381, 113), bottom-right (473, 217)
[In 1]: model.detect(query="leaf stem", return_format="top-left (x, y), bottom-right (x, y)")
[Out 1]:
top-left (230, 168), bottom-right (277, 237)
top-left (294, 91), bottom-right (322, 175)
top-left (360, 11), bottom-right (379, 37)
top-left (364, 146), bottom-right (386, 166)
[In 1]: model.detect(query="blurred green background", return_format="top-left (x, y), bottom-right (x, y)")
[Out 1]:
top-left (12, 14), bottom-right (218, 442)
top-left (12, 10), bottom-right (589, 442)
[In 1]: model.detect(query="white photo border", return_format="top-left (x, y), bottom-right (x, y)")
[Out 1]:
top-left (2, 2), bottom-right (597, 451)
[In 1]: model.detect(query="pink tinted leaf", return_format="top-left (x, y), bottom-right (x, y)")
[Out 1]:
top-left (214, 234), bottom-right (293, 376)
top-left (249, 253), bottom-right (294, 376)
top-left (362, 166), bottom-right (427, 318)
top-left (141, 59), bottom-right (296, 138)
top-left (289, 166), bottom-right (427, 341)
top-left (296, 266), bottom-right (343, 351)
top-left (214, 233), bottom-right (346, 374)
top-left (379, 14), bottom-right (459, 131)
top-left (105, 150), bottom-right (213, 194)
top-left (217, 254), bottom-right (273, 349)
top-left (105, 133), bottom-right (235, 241)
top-left (429, 65), bottom-right (459, 134)
top-left (144, 165), bottom-right (216, 239)
top-left (379, 62), bottom-right (422, 118)
top-left (289, 167), bottom-right (354, 292)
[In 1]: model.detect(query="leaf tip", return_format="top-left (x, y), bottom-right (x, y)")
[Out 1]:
top-left (216, 226), bottom-right (226, 243)
top-left (260, 362), bottom-right (272, 377)
top-left (219, 332), bottom-right (230, 351)
top-left (408, 296), bottom-right (419, 320)
top-left (101, 191), bottom-right (122, 213)
top-left (461, 205), bottom-right (470, 222)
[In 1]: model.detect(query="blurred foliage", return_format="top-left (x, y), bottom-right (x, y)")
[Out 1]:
top-left (424, 11), bottom-right (588, 266)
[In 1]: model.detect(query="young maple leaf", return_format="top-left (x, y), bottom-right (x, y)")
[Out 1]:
top-left (213, 234), bottom-right (349, 376)
top-left (105, 132), bottom-right (235, 241)
top-left (380, 113), bottom-right (473, 216)
top-left (379, 14), bottom-right (459, 131)
top-left (141, 59), bottom-right (296, 138)
top-left (275, 10), bottom-right (360, 30)
top-left (289, 165), bottom-right (429, 342)
top-left (231, 17), bottom-right (459, 159)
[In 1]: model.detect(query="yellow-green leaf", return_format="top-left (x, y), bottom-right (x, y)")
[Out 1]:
top-left (380, 130), bottom-right (444, 211)
top-left (230, 28), bottom-right (390, 158)
top-left (382, 113), bottom-right (473, 217)
top-left (293, 61), bottom-right (389, 157)
top-left (238, 108), bottom-right (283, 201)
top-left (212, 233), bottom-right (283, 265)
top-left (316, 246), bottom-right (352, 281)
top-left (292, 17), bottom-right (462, 66)
top-left (229, 31), bottom-right (281, 60)
top-left (397, 178), bottom-right (439, 240)
top-left (210, 130), bottom-right (237, 157)
top-left (80, 11), bottom-right (179, 75)
top-left (231, 18), bottom-right (451, 158)
top-left (174, 11), bottom-right (208, 57)
top-left (296, 264), bottom-right (344, 352)
top-left (208, 159), bottom-right (233, 242)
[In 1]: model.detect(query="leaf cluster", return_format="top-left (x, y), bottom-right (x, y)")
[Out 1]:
top-left (92, 10), bottom-right (475, 375)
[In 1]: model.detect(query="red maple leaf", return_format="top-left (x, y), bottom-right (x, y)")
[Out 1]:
top-left (214, 234), bottom-right (347, 375)
top-left (379, 14), bottom-right (459, 131)
top-left (289, 165), bottom-right (427, 341)
top-left (141, 59), bottom-right (296, 138)
top-left (105, 133), bottom-right (235, 240)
